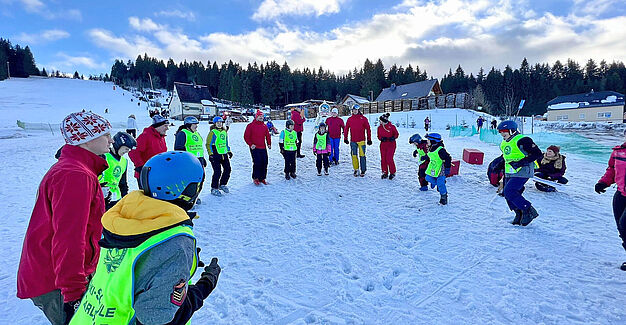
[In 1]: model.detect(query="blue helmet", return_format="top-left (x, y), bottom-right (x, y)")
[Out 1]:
top-left (184, 116), bottom-right (199, 125)
top-left (112, 131), bottom-right (136, 153)
top-left (409, 133), bottom-right (422, 144)
top-left (140, 151), bottom-right (204, 210)
top-left (286, 119), bottom-right (294, 127)
top-left (497, 120), bottom-right (518, 131)
top-left (319, 122), bottom-right (327, 128)
top-left (213, 116), bottom-right (224, 124)
top-left (425, 133), bottom-right (442, 142)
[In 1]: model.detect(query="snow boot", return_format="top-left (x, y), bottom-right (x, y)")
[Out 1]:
top-left (621, 262), bottom-right (626, 271)
top-left (253, 179), bottom-right (260, 185)
top-left (511, 209), bottom-right (522, 225)
top-left (196, 198), bottom-right (202, 205)
top-left (520, 206), bottom-right (539, 226)
top-left (285, 173), bottom-right (291, 180)
top-left (211, 188), bottom-right (222, 196)
top-left (317, 170), bottom-right (322, 176)
top-left (219, 185), bottom-right (229, 193)
top-left (297, 154), bottom-right (306, 158)
top-left (389, 173), bottom-right (395, 180)
top-left (324, 168), bottom-right (329, 175)
top-left (381, 173), bottom-right (388, 179)
top-left (354, 170), bottom-right (359, 177)
top-left (290, 172), bottom-right (297, 179)
top-left (419, 186), bottom-right (428, 191)
top-left (360, 171), bottom-right (366, 177)
top-left (260, 179), bottom-right (269, 185)
top-left (439, 194), bottom-right (448, 205)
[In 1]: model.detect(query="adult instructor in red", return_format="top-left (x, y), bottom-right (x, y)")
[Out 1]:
top-left (291, 107), bottom-right (306, 158)
top-left (344, 104), bottom-right (372, 177)
top-left (244, 110), bottom-right (272, 185)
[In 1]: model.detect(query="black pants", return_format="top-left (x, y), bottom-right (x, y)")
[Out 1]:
top-left (612, 191), bottom-right (626, 251)
top-left (126, 129), bottom-right (136, 138)
top-left (297, 131), bottom-right (303, 156)
top-left (31, 289), bottom-right (66, 325)
top-left (283, 150), bottom-right (296, 174)
top-left (250, 148), bottom-right (268, 181)
top-left (316, 153), bottom-right (330, 172)
top-left (209, 154), bottom-right (231, 189)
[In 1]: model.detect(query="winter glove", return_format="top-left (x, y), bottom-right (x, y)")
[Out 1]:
top-left (509, 160), bottom-right (523, 169)
top-left (367, 139), bottom-right (372, 146)
top-left (63, 299), bottom-right (81, 323)
top-left (196, 247), bottom-right (205, 267)
top-left (227, 152), bottom-right (233, 159)
top-left (344, 139), bottom-right (349, 145)
top-left (413, 150), bottom-right (419, 158)
top-left (595, 182), bottom-right (608, 194)
top-left (195, 258), bottom-right (221, 300)
top-left (445, 168), bottom-right (451, 177)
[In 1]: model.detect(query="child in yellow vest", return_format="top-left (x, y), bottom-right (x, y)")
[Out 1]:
top-left (313, 122), bottom-right (332, 176)
top-left (99, 131), bottom-right (136, 210)
top-left (424, 133), bottom-right (452, 205)
top-left (279, 120), bottom-right (298, 180)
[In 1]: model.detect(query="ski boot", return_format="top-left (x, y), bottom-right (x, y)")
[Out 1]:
top-left (511, 209), bottom-right (522, 225)
top-left (520, 206), bottom-right (539, 226)
top-left (219, 185), bottom-right (229, 193)
top-left (389, 173), bottom-right (395, 180)
top-left (195, 198), bottom-right (202, 205)
top-left (253, 179), bottom-right (261, 185)
top-left (211, 188), bottom-right (222, 196)
top-left (381, 173), bottom-right (388, 179)
top-left (419, 185), bottom-right (428, 191)
top-left (360, 171), bottom-right (366, 177)
top-left (285, 173), bottom-right (291, 180)
top-left (317, 170), bottom-right (322, 176)
top-left (324, 168), bottom-right (329, 175)
top-left (354, 170), bottom-right (359, 177)
top-left (290, 172), bottom-right (297, 179)
top-left (439, 194), bottom-right (448, 205)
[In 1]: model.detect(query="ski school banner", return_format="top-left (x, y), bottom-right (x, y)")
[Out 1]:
top-left (318, 101), bottom-right (331, 118)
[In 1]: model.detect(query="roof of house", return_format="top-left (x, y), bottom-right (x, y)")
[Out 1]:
top-left (375, 79), bottom-right (439, 102)
top-left (342, 94), bottom-right (370, 104)
top-left (174, 82), bottom-right (213, 103)
top-left (547, 90), bottom-right (624, 110)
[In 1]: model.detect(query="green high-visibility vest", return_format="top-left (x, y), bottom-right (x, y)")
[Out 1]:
top-left (210, 129), bottom-right (229, 155)
top-left (500, 134), bottom-right (525, 174)
top-left (416, 148), bottom-right (426, 161)
top-left (182, 129), bottom-right (204, 157)
top-left (70, 225), bottom-right (197, 325)
top-left (98, 153), bottom-right (127, 201)
top-left (315, 133), bottom-right (327, 150)
top-left (426, 147), bottom-right (443, 177)
top-left (283, 130), bottom-right (297, 151)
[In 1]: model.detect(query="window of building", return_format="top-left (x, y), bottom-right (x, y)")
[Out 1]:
top-left (579, 113), bottom-right (585, 119)
top-left (598, 112), bottom-right (612, 118)
top-left (556, 115), bottom-right (569, 121)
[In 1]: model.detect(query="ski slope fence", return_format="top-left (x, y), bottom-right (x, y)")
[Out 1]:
top-left (449, 125), bottom-right (478, 137)
top-left (479, 128), bottom-right (612, 164)
top-left (17, 120), bottom-right (128, 134)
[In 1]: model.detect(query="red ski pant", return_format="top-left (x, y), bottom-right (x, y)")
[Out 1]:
top-left (380, 142), bottom-right (397, 174)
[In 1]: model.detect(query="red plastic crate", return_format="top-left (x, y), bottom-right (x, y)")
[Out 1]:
top-left (462, 148), bottom-right (484, 165)
top-left (448, 160), bottom-right (460, 176)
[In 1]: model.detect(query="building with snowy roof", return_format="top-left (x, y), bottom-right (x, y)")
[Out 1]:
top-left (546, 90), bottom-right (625, 122)
top-left (339, 94), bottom-right (370, 109)
top-left (169, 82), bottom-right (215, 120)
top-left (375, 79), bottom-right (442, 102)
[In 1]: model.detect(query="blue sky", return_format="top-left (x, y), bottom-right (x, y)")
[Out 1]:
top-left (1, 0), bottom-right (625, 79)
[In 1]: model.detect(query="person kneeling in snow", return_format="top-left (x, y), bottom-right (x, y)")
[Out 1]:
top-left (424, 133), bottom-right (452, 205)
top-left (409, 133), bottom-right (430, 191)
top-left (535, 145), bottom-right (568, 192)
top-left (99, 131), bottom-right (136, 210)
top-left (70, 151), bottom-right (221, 324)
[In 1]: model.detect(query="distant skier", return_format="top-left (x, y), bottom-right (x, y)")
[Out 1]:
top-left (325, 108), bottom-right (345, 165)
top-left (99, 131), bottom-right (136, 210)
top-left (244, 110), bottom-right (271, 185)
top-left (424, 116), bottom-right (431, 131)
top-left (279, 120), bottom-right (298, 180)
top-left (490, 119), bottom-right (497, 129)
top-left (266, 119), bottom-right (279, 135)
top-left (498, 120), bottom-right (542, 226)
top-left (535, 145), bottom-right (568, 192)
top-left (206, 116), bottom-right (233, 196)
top-left (344, 105), bottom-right (372, 177)
top-left (477, 116), bottom-right (485, 132)
top-left (595, 130), bottom-right (626, 271)
top-left (313, 122), bottom-right (331, 176)
top-left (291, 107), bottom-right (306, 158)
top-left (126, 114), bottom-right (137, 138)
top-left (409, 133), bottom-right (429, 191)
top-left (69, 151), bottom-right (221, 324)
top-left (17, 112), bottom-right (112, 325)
top-left (377, 113), bottom-right (399, 180)
top-left (129, 115), bottom-right (169, 188)
top-left (424, 133), bottom-right (452, 205)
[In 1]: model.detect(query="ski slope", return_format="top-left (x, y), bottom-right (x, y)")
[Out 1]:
top-left (1, 78), bottom-right (625, 324)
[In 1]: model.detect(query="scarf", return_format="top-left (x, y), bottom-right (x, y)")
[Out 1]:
top-left (541, 153), bottom-right (563, 169)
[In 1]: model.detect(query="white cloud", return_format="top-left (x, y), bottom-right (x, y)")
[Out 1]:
top-left (252, 0), bottom-right (347, 20)
top-left (154, 9), bottom-right (196, 21)
top-left (14, 29), bottom-right (70, 44)
top-left (46, 53), bottom-right (107, 72)
top-left (1, 0), bottom-right (82, 20)
top-left (88, 0), bottom-right (626, 79)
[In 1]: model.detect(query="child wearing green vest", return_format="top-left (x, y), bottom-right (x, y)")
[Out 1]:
top-left (313, 122), bottom-right (332, 176)
top-left (424, 133), bottom-right (452, 205)
top-left (207, 116), bottom-right (233, 196)
top-left (99, 131), bottom-right (136, 210)
top-left (280, 119), bottom-right (298, 180)
top-left (70, 151), bottom-right (221, 325)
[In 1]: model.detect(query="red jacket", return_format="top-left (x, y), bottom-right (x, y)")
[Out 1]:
top-left (325, 116), bottom-right (345, 138)
top-left (600, 144), bottom-right (626, 195)
top-left (377, 123), bottom-right (399, 144)
top-left (344, 114), bottom-right (371, 143)
top-left (291, 110), bottom-right (305, 132)
top-left (17, 145), bottom-right (107, 302)
top-left (129, 126), bottom-right (168, 178)
top-left (244, 120), bottom-right (271, 149)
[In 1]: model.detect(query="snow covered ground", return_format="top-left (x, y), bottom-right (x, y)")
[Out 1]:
top-left (1, 78), bottom-right (626, 324)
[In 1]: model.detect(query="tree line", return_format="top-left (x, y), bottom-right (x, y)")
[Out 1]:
top-left (0, 38), bottom-right (39, 80)
top-left (441, 58), bottom-right (626, 116)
